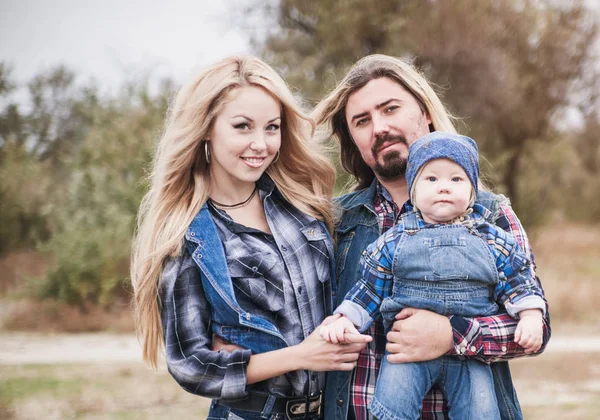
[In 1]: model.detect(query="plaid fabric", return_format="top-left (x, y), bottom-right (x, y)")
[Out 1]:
top-left (347, 183), bottom-right (550, 420)
top-left (160, 177), bottom-right (330, 399)
top-left (160, 252), bottom-right (253, 399)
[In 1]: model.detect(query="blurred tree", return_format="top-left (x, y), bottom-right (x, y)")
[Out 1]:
top-left (1, 62), bottom-right (173, 307)
top-left (250, 0), bottom-right (599, 225)
top-left (37, 80), bottom-right (172, 306)
top-left (0, 65), bottom-right (94, 254)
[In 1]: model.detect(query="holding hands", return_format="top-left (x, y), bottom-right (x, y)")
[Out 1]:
top-left (319, 315), bottom-right (366, 344)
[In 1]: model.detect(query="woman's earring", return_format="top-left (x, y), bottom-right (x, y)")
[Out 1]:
top-left (272, 150), bottom-right (280, 164)
top-left (204, 140), bottom-right (211, 164)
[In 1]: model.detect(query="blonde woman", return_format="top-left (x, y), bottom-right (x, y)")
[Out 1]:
top-left (131, 56), bottom-right (370, 419)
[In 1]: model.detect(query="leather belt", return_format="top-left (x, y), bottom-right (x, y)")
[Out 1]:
top-left (219, 392), bottom-right (322, 419)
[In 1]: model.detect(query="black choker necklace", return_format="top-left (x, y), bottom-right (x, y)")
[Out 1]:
top-left (209, 185), bottom-right (258, 209)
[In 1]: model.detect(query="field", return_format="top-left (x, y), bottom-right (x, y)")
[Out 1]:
top-left (1, 223), bottom-right (599, 419)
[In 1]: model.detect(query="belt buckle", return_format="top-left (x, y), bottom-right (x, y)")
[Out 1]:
top-left (285, 392), bottom-right (322, 419)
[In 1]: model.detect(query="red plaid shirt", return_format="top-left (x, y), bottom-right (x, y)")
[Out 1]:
top-left (347, 183), bottom-right (550, 420)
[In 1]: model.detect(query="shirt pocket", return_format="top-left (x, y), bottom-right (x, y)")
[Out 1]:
top-left (301, 224), bottom-right (332, 284)
top-left (227, 253), bottom-right (284, 313)
top-left (335, 231), bottom-right (355, 279)
top-left (424, 235), bottom-right (469, 281)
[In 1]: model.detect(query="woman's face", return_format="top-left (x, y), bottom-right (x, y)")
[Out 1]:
top-left (208, 85), bottom-right (282, 187)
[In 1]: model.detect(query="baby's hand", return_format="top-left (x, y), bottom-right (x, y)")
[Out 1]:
top-left (514, 309), bottom-right (543, 353)
top-left (319, 316), bottom-right (360, 344)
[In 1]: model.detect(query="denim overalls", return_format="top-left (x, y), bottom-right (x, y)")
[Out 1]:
top-left (371, 211), bottom-right (501, 420)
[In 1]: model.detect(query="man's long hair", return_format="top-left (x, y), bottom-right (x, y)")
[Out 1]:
top-left (313, 54), bottom-right (458, 191)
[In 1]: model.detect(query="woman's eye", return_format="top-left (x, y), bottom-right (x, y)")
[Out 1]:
top-left (233, 123), bottom-right (251, 130)
top-left (266, 124), bottom-right (280, 132)
top-left (385, 105), bottom-right (399, 114)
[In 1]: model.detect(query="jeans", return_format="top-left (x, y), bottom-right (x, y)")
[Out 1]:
top-left (370, 356), bottom-right (500, 420)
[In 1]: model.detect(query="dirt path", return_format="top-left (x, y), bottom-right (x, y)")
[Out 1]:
top-left (0, 332), bottom-right (598, 365)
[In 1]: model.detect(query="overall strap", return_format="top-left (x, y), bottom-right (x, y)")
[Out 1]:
top-left (402, 211), bottom-right (421, 234)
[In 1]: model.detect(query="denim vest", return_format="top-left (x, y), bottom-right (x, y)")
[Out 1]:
top-left (184, 202), bottom-right (335, 355)
top-left (324, 180), bottom-right (523, 420)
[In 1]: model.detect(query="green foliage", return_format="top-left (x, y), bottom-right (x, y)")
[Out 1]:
top-left (0, 62), bottom-right (173, 306)
top-left (37, 83), bottom-right (170, 306)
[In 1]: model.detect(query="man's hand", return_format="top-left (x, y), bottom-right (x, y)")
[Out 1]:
top-left (385, 308), bottom-right (453, 363)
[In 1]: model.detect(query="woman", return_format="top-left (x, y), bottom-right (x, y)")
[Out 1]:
top-left (130, 56), bottom-right (369, 419)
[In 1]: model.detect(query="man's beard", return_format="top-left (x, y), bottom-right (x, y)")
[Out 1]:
top-left (371, 133), bottom-right (408, 180)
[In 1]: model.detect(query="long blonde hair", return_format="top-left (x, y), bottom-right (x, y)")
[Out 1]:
top-left (313, 54), bottom-right (459, 191)
top-left (131, 56), bottom-right (335, 367)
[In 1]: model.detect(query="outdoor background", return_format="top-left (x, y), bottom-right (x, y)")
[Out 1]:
top-left (1, 0), bottom-right (599, 419)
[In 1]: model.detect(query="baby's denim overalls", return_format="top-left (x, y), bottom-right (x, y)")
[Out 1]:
top-left (370, 211), bottom-right (501, 420)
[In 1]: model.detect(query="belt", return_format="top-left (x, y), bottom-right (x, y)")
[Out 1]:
top-left (219, 392), bottom-right (322, 419)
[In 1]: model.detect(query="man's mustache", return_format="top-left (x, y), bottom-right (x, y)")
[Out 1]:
top-left (371, 133), bottom-right (408, 156)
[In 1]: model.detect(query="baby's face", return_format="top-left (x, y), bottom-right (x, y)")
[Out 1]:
top-left (413, 158), bottom-right (473, 224)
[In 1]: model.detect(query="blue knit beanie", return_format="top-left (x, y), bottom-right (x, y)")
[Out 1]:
top-left (406, 131), bottom-right (479, 197)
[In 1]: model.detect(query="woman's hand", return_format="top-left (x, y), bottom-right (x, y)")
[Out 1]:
top-left (385, 308), bottom-right (453, 363)
top-left (294, 314), bottom-right (371, 371)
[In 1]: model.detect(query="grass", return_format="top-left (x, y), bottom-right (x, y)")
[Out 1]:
top-left (0, 363), bottom-right (211, 420)
top-left (1, 352), bottom-right (599, 419)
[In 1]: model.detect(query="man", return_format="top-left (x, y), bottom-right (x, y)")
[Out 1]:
top-left (313, 54), bottom-right (551, 420)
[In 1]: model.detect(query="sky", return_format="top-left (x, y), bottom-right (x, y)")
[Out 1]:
top-left (0, 0), bottom-right (256, 89)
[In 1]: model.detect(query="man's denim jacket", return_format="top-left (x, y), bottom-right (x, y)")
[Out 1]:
top-left (324, 180), bottom-right (524, 420)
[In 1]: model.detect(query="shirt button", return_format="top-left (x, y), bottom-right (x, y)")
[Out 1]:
top-left (502, 346), bottom-right (507, 353)
top-left (246, 313), bottom-right (250, 321)
top-left (459, 346), bottom-right (466, 354)
top-left (251, 266), bottom-right (258, 272)
top-left (470, 346), bottom-right (476, 353)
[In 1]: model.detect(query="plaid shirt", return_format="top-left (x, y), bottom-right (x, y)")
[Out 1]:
top-left (347, 183), bottom-right (550, 420)
top-left (160, 176), bottom-right (330, 399)
top-left (337, 205), bottom-right (546, 330)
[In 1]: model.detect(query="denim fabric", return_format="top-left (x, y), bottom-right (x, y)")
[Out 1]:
top-left (405, 131), bottom-right (480, 195)
top-left (370, 357), bottom-right (499, 420)
top-left (378, 211), bottom-right (500, 331)
top-left (324, 180), bottom-right (526, 420)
